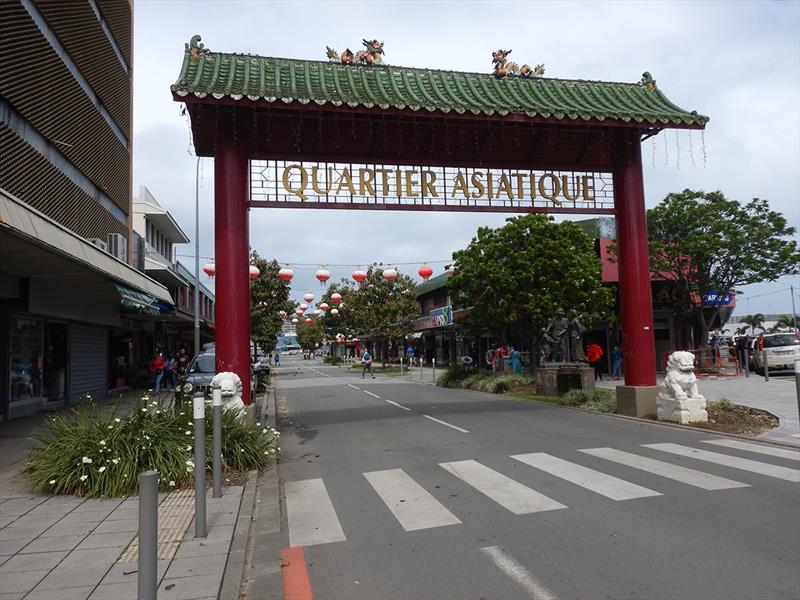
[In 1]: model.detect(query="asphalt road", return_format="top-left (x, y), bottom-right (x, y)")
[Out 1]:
top-left (271, 357), bottom-right (800, 600)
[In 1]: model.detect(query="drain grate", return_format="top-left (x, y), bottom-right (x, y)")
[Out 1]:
top-left (118, 489), bottom-right (195, 563)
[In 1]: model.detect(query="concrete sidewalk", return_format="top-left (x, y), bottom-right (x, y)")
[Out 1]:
top-left (598, 374), bottom-right (800, 446)
top-left (0, 388), bottom-right (281, 600)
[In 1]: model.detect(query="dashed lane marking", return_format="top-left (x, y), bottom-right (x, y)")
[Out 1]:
top-left (385, 400), bottom-right (412, 411)
top-left (423, 414), bottom-right (470, 433)
top-left (363, 390), bottom-right (380, 399)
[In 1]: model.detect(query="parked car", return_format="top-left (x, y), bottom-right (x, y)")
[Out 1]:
top-left (751, 333), bottom-right (800, 373)
top-left (181, 350), bottom-right (257, 398)
top-left (254, 356), bottom-right (271, 374)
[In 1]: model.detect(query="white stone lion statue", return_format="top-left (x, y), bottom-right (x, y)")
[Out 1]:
top-left (656, 351), bottom-right (708, 424)
top-left (210, 371), bottom-right (246, 418)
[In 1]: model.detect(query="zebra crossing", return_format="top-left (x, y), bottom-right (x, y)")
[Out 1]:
top-left (284, 440), bottom-right (799, 548)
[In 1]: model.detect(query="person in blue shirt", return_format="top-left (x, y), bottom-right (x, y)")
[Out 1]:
top-left (405, 345), bottom-right (415, 371)
top-left (611, 345), bottom-right (623, 379)
top-left (507, 345), bottom-right (522, 374)
top-left (274, 351), bottom-right (280, 367)
top-left (361, 348), bottom-right (375, 379)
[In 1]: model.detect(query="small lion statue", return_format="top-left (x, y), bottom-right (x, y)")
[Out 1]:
top-left (656, 351), bottom-right (708, 424)
top-left (211, 371), bottom-right (246, 418)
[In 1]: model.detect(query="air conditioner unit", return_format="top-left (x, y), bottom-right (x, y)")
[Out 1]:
top-left (107, 233), bottom-right (127, 262)
top-left (87, 238), bottom-right (108, 251)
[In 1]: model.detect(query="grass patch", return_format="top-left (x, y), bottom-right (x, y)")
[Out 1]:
top-left (323, 356), bottom-right (342, 365)
top-left (27, 395), bottom-right (280, 498)
top-left (504, 391), bottom-right (561, 405)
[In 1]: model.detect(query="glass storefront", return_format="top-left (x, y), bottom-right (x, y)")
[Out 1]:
top-left (8, 317), bottom-right (68, 404)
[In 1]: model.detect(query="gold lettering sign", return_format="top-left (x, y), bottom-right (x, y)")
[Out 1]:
top-left (273, 163), bottom-right (604, 206)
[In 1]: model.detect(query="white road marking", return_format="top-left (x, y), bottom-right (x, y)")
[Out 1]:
top-left (701, 438), bottom-right (800, 461)
top-left (511, 453), bottom-right (662, 500)
top-left (363, 390), bottom-right (381, 399)
top-left (643, 443), bottom-right (800, 483)
top-left (791, 434), bottom-right (800, 439)
top-left (363, 468), bottom-right (462, 531)
top-left (440, 460), bottom-right (566, 514)
top-left (348, 384), bottom-right (360, 390)
top-left (385, 400), bottom-right (412, 411)
top-left (423, 415), bottom-right (470, 433)
top-left (480, 546), bottom-right (557, 600)
top-left (580, 447), bottom-right (749, 490)
top-left (284, 479), bottom-right (346, 547)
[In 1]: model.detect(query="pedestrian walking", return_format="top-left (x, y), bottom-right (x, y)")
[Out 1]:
top-left (586, 343), bottom-right (604, 381)
top-left (361, 348), bottom-right (375, 379)
top-left (274, 351), bottom-right (281, 367)
top-left (610, 345), bottom-right (623, 379)
top-left (149, 352), bottom-right (166, 391)
top-left (405, 345), bottom-right (415, 372)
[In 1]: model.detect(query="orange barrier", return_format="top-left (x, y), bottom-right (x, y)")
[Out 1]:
top-left (661, 347), bottom-right (741, 379)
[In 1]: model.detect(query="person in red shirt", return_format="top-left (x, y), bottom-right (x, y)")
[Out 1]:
top-left (586, 343), bottom-right (604, 381)
top-left (149, 352), bottom-right (167, 391)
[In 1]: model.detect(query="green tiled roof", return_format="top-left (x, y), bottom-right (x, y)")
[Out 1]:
top-left (171, 36), bottom-right (708, 128)
top-left (415, 272), bottom-right (451, 297)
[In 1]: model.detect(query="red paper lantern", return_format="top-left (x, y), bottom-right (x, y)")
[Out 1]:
top-left (304, 317), bottom-right (313, 324)
top-left (418, 264), bottom-right (433, 281)
top-left (315, 268), bottom-right (330, 284)
top-left (291, 317), bottom-right (299, 324)
top-left (382, 267), bottom-right (398, 281)
top-left (299, 303), bottom-right (308, 310)
top-left (313, 309), bottom-right (321, 316)
top-left (352, 269), bottom-right (367, 283)
top-left (249, 265), bottom-right (260, 279)
top-left (304, 293), bottom-right (314, 302)
top-left (295, 309), bottom-right (304, 317)
top-left (278, 267), bottom-right (294, 284)
top-left (447, 264), bottom-right (456, 275)
top-left (330, 308), bottom-right (339, 316)
top-left (331, 292), bottom-right (343, 303)
top-left (319, 302), bottom-right (330, 311)
top-left (279, 310), bottom-right (287, 317)
top-left (203, 262), bottom-right (216, 277)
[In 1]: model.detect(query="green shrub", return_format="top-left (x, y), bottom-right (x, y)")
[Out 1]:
top-left (323, 356), bottom-right (342, 365)
top-left (28, 395), bottom-right (279, 497)
top-left (437, 365), bottom-right (475, 387)
top-left (472, 374), bottom-right (534, 394)
top-left (560, 388), bottom-right (616, 412)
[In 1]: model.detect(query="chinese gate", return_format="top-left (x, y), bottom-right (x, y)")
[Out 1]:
top-left (172, 35), bottom-right (708, 407)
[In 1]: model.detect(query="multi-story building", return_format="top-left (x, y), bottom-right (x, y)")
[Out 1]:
top-left (0, 1), bottom-right (174, 419)
top-left (129, 187), bottom-right (216, 372)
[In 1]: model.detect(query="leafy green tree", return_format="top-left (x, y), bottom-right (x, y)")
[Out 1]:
top-left (296, 318), bottom-right (324, 351)
top-left (249, 251), bottom-right (293, 356)
top-left (647, 190), bottom-right (800, 344)
top-left (449, 214), bottom-right (613, 368)
top-left (770, 314), bottom-right (794, 332)
top-left (344, 266), bottom-right (418, 343)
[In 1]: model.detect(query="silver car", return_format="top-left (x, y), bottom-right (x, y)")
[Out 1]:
top-left (751, 333), bottom-right (800, 373)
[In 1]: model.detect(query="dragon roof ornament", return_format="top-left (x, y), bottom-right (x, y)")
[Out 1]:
top-left (492, 49), bottom-right (544, 79)
top-left (325, 39), bottom-right (384, 65)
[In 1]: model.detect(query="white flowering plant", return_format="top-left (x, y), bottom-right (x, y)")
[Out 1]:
top-left (28, 395), bottom-right (280, 497)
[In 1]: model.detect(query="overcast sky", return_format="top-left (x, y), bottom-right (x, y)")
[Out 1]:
top-left (132, 0), bottom-right (800, 316)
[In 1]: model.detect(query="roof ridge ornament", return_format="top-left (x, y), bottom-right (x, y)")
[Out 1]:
top-left (492, 49), bottom-right (544, 79)
top-left (187, 35), bottom-right (210, 60)
top-left (640, 72), bottom-right (657, 92)
top-left (325, 39), bottom-right (385, 65)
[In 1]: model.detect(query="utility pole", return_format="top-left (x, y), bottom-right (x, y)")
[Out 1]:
top-left (194, 157), bottom-right (201, 355)
top-left (791, 285), bottom-right (797, 331)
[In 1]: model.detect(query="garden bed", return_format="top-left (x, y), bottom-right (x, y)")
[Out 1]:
top-left (686, 399), bottom-right (779, 435)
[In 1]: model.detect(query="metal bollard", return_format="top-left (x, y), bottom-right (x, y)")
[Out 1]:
top-left (211, 384), bottom-right (222, 499)
top-left (744, 349), bottom-right (749, 377)
top-left (193, 393), bottom-right (207, 538)
top-left (763, 349), bottom-right (769, 382)
top-left (795, 359), bottom-right (800, 422)
top-left (138, 470), bottom-right (158, 600)
top-left (400, 355), bottom-right (404, 375)
top-left (432, 358), bottom-right (436, 383)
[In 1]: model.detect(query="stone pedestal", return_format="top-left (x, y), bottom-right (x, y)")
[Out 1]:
top-left (656, 394), bottom-right (708, 424)
top-left (536, 364), bottom-right (595, 396)
top-left (616, 385), bottom-right (658, 418)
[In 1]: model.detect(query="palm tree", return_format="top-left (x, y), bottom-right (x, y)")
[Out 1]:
top-left (735, 325), bottom-right (750, 336)
top-left (740, 313), bottom-right (766, 334)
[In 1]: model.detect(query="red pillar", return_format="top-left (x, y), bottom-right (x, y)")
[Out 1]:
top-left (214, 110), bottom-right (251, 404)
top-left (613, 129), bottom-right (657, 387)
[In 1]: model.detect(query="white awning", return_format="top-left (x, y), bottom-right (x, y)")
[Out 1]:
top-left (0, 188), bottom-right (172, 303)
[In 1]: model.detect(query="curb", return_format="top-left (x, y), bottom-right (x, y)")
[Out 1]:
top-left (218, 469), bottom-right (258, 600)
top-left (240, 467), bottom-right (283, 600)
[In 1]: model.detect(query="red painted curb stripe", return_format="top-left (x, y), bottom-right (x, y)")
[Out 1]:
top-left (281, 546), bottom-right (313, 600)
